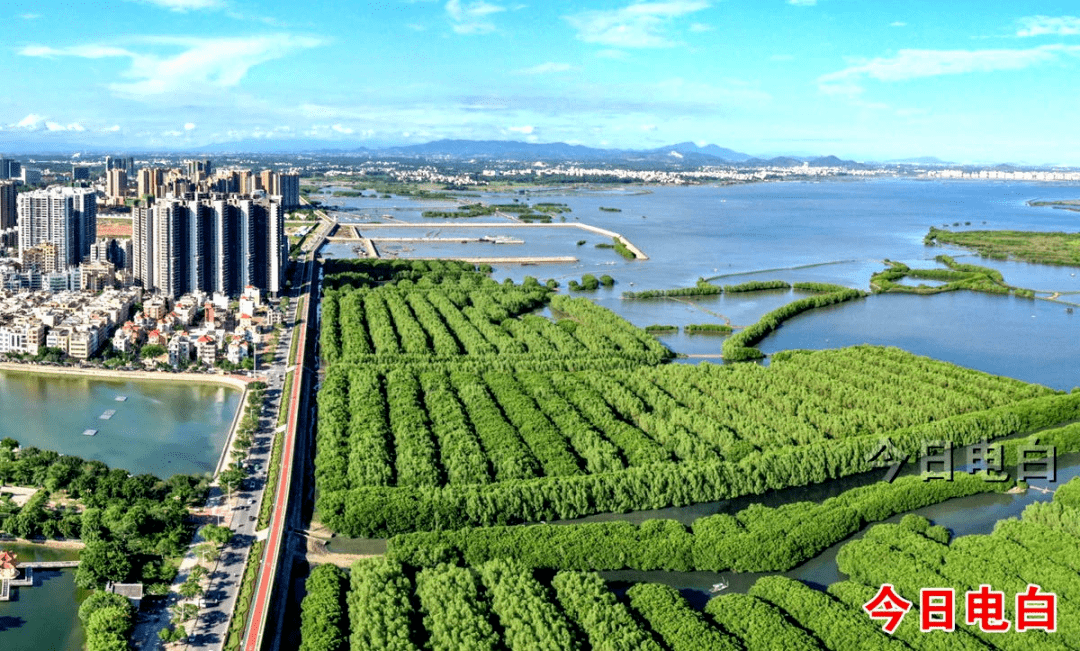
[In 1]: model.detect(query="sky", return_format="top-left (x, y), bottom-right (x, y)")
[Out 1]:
top-left (1, 0), bottom-right (1080, 164)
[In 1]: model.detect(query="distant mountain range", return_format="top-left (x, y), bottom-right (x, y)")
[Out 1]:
top-left (207, 138), bottom-right (868, 167)
top-left (2, 135), bottom-right (870, 167)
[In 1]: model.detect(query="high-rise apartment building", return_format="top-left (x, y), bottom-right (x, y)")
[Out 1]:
top-left (278, 172), bottom-right (300, 209)
top-left (136, 167), bottom-right (164, 199)
top-left (0, 181), bottom-right (15, 248)
top-left (0, 158), bottom-right (21, 181)
top-left (107, 169), bottom-right (128, 205)
top-left (106, 156), bottom-right (134, 172)
top-left (187, 159), bottom-right (212, 181)
top-left (72, 166), bottom-right (90, 181)
top-left (133, 194), bottom-right (285, 299)
top-left (17, 187), bottom-right (97, 269)
top-left (258, 170), bottom-right (274, 194)
top-left (132, 203), bottom-right (154, 290)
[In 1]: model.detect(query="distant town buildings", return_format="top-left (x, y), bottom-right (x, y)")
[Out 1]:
top-left (925, 169), bottom-right (1080, 182)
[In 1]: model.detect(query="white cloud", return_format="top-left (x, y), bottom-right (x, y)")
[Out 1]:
top-left (1017, 15), bottom-right (1080, 37)
top-left (126, 0), bottom-right (225, 11)
top-left (19, 35), bottom-right (322, 99)
top-left (14, 114), bottom-right (45, 128)
top-left (689, 22), bottom-right (713, 32)
top-left (788, 0), bottom-right (816, 5)
top-left (105, 125), bottom-right (122, 132)
top-left (21, 13), bottom-right (40, 19)
top-left (162, 130), bottom-right (183, 136)
top-left (184, 122), bottom-right (196, 130)
top-left (507, 125), bottom-right (534, 134)
top-left (890, 21), bottom-right (907, 27)
top-left (514, 62), bottom-right (574, 74)
top-left (565, 1), bottom-right (710, 48)
top-left (819, 45), bottom-right (1080, 95)
top-left (640, 123), bottom-right (658, 131)
top-left (20, 44), bottom-right (132, 58)
top-left (332, 124), bottom-right (354, 134)
top-left (446, 0), bottom-right (505, 34)
top-left (42, 121), bottom-right (86, 132)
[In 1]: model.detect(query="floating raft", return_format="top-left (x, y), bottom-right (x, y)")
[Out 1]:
top-left (115, 395), bottom-right (128, 402)
top-left (82, 429), bottom-right (98, 437)
top-left (100, 410), bottom-right (116, 420)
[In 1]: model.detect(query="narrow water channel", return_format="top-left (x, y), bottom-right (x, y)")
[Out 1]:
top-left (600, 452), bottom-right (1080, 609)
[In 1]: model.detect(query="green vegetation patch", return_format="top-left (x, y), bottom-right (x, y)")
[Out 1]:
top-left (870, 254), bottom-right (1023, 297)
top-left (385, 419), bottom-right (1080, 572)
top-left (684, 323), bottom-right (732, 335)
top-left (314, 267), bottom-right (1065, 535)
top-left (422, 201), bottom-right (565, 221)
top-left (306, 493), bottom-right (1080, 649)
top-left (623, 278), bottom-right (722, 299)
top-left (612, 237), bottom-right (636, 259)
top-left (927, 226), bottom-right (1080, 267)
top-left (644, 324), bottom-right (679, 333)
top-left (722, 279), bottom-right (791, 292)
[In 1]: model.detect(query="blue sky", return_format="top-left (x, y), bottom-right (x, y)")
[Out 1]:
top-left (2, 0), bottom-right (1079, 163)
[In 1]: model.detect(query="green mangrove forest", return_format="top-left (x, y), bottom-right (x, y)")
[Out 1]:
top-left (298, 257), bottom-right (1080, 651)
top-left (303, 480), bottom-right (1080, 650)
top-left (926, 227), bottom-right (1080, 267)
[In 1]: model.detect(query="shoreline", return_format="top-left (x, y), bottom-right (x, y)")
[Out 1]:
top-left (0, 362), bottom-right (251, 391)
top-left (0, 536), bottom-right (86, 551)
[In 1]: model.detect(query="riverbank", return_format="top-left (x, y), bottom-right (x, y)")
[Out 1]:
top-left (213, 384), bottom-right (252, 478)
top-left (0, 362), bottom-right (251, 391)
top-left (0, 536), bottom-right (85, 551)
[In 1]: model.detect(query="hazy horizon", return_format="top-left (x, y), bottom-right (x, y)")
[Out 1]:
top-left (2, 1), bottom-right (1080, 165)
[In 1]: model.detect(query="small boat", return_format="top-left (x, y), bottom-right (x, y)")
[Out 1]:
top-left (710, 579), bottom-right (729, 593)
top-left (82, 429), bottom-right (98, 437)
top-left (115, 396), bottom-right (128, 402)
top-left (100, 410), bottom-right (116, 420)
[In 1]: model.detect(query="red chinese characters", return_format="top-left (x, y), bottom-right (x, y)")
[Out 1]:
top-left (864, 584), bottom-right (912, 634)
top-left (1016, 584), bottom-right (1057, 633)
top-left (865, 584), bottom-right (1058, 635)
top-left (920, 588), bottom-right (954, 632)
top-left (966, 585), bottom-right (1010, 632)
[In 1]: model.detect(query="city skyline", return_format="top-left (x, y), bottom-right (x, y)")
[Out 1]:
top-left (2, 1), bottom-right (1080, 164)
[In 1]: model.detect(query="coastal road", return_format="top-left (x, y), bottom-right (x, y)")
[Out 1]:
top-left (176, 290), bottom-right (298, 650)
top-left (242, 254), bottom-right (316, 651)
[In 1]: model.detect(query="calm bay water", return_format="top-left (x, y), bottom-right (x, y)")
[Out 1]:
top-left (0, 372), bottom-right (241, 477)
top-left (0, 374), bottom-right (240, 648)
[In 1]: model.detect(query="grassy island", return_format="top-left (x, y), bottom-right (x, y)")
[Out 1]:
top-left (871, 254), bottom-right (1036, 298)
top-left (926, 226), bottom-right (1080, 267)
top-left (684, 323), bottom-right (732, 334)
